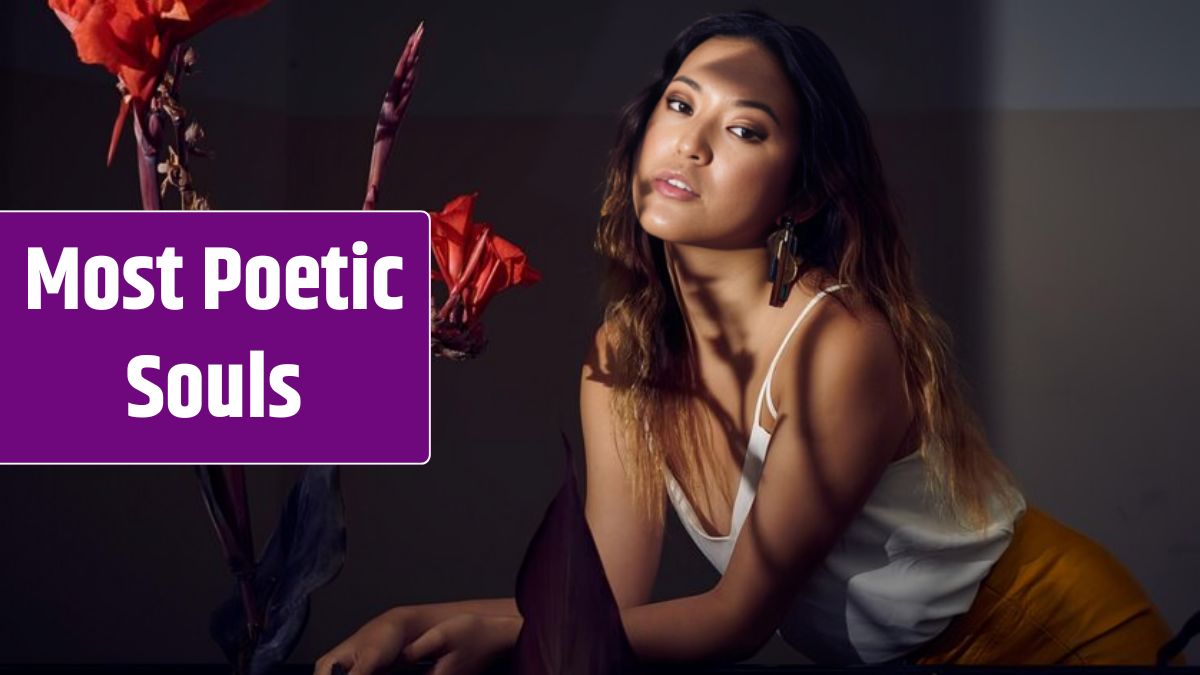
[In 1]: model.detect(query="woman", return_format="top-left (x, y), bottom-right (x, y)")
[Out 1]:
top-left (316, 11), bottom-right (1179, 673)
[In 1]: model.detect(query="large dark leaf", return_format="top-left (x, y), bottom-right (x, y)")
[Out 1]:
top-left (210, 466), bottom-right (347, 675)
top-left (512, 434), bottom-right (641, 675)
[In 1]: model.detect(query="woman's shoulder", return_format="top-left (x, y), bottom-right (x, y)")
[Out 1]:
top-left (776, 284), bottom-right (907, 421)
top-left (795, 281), bottom-right (897, 362)
top-left (762, 285), bottom-right (915, 472)
top-left (794, 272), bottom-right (889, 331)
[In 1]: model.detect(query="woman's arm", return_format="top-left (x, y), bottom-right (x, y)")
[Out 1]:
top-left (324, 304), bottom-right (909, 671)
top-left (315, 324), bottom-right (665, 675)
top-left (472, 302), bottom-right (915, 664)
top-left (400, 598), bottom-right (519, 634)
top-left (581, 322), bottom-right (666, 608)
top-left (578, 303), bottom-right (913, 662)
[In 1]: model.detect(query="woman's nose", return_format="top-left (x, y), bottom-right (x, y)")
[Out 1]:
top-left (675, 125), bottom-right (712, 165)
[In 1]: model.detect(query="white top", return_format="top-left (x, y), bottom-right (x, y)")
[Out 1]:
top-left (663, 285), bottom-right (1025, 664)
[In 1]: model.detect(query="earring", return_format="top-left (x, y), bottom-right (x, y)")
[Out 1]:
top-left (767, 215), bottom-right (802, 307)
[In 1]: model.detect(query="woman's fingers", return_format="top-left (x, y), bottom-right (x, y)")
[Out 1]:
top-left (313, 649), bottom-right (352, 675)
top-left (314, 643), bottom-right (394, 675)
top-left (427, 653), bottom-right (464, 675)
top-left (346, 647), bottom-right (392, 675)
top-left (313, 608), bottom-right (418, 675)
top-left (313, 649), bottom-right (386, 675)
top-left (403, 624), bottom-right (449, 664)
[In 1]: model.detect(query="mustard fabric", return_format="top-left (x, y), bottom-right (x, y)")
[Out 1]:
top-left (910, 506), bottom-right (1184, 665)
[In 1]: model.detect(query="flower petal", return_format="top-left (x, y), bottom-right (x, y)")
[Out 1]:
top-left (464, 232), bottom-right (541, 316)
top-left (48, 0), bottom-right (269, 105)
top-left (430, 193), bottom-right (484, 288)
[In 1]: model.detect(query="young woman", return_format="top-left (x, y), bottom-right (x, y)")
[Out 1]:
top-left (316, 11), bottom-right (1180, 673)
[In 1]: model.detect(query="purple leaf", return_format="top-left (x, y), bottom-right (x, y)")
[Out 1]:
top-left (209, 466), bottom-right (347, 675)
top-left (513, 433), bottom-right (641, 675)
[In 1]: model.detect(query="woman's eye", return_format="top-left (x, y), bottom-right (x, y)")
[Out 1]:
top-left (666, 98), bottom-right (692, 114)
top-left (730, 126), bottom-right (763, 141)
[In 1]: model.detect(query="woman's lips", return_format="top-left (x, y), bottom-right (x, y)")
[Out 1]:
top-left (652, 178), bottom-right (700, 201)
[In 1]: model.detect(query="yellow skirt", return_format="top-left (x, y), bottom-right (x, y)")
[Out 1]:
top-left (910, 506), bottom-right (1184, 665)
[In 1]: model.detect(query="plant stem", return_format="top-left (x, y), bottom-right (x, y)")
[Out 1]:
top-left (131, 107), bottom-right (160, 211)
top-left (237, 571), bottom-right (261, 670)
top-left (223, 466), bottom-right (261, 659)
top-left (166, 44), bottom-right (195, 210)
top-left (436, 227), bottom-right (490, 323)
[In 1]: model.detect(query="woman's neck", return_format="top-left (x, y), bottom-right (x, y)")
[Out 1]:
top-left (666, 242), bottom-right (781, 359)
top-left (665, 241), bottom-right (834, 362)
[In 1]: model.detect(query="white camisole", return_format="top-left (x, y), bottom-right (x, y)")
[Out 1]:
top-left (663, 285), bottom-right (1026, 664)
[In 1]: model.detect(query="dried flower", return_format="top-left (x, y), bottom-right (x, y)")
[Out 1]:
top-left (157, 81), bottom-right (188, 124)
top-left (184, 121), bottom-right (204, 145)
top-left (184, 121), bottom-right (211, 156)
top-left (157, 146), bottom-right (188, 195)
top-left (182, 45), bottom-right (198, 73)
top-left (156, 145), bottom-right (208, 209)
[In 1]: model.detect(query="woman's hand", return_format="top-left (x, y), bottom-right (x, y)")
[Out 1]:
top-left (314, 606), bottom-right (417, 675)
top-left (314, 608), bottom-right (520, 675)
top-left (402, 613), bottom-right (522, 675)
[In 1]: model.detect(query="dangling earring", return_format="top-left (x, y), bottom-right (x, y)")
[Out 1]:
top-left (767, 215), bottom-right (802, 307)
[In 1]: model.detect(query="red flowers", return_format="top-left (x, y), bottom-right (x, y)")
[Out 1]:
top-left (50, 0), bottom-right (267, 104)
top-left (431, 193), bottom-right (541, 359)
top-left (49, 0), bottom-right (268, 164)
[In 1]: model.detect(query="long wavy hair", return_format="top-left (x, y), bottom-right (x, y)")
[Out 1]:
top-left (595, 10), bottom-right (1019, 530)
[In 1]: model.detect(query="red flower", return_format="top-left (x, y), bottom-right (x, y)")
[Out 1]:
top-left (431, 193), bottom-right (541, 324)
top-left (48, 0), bottom-right (268, 163)
top-left (50, 0), bottom-right (268, 104)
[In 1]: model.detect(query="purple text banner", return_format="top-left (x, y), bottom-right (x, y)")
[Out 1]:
top-left (2, 211), bottom-right (430, 464)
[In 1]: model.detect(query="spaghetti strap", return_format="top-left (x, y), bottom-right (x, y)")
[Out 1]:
top-left (756, 284), bottom-right (850, 422)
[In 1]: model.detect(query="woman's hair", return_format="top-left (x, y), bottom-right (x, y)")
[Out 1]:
top-left (595, 10), bottom-right (1019, 530)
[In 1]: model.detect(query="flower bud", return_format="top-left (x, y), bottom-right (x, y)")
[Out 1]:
top-left (148, 111), bottom-right (164, 146)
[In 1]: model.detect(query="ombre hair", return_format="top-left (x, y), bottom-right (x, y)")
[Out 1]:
top-left (594, 10), bottom-right (1019, 530)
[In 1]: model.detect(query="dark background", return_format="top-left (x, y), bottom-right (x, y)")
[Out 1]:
top-left (2, 0), bottom-right (1198, 665)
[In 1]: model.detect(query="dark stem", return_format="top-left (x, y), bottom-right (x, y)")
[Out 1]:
top-left (237, 571), bottom-right (261, 674)
top-left (224, 466), bottom-right (261, 669)
top-left (131, 107), bottom-right (160, 211)
top-left (169, 44), bottom-right (191, 209)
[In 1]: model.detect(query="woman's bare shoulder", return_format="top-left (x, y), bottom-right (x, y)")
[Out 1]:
top-left (778, 290), bottom-right (906, 420)
top-left (764, 290), bottom-right (914, 472)
top-left (819, 291), bottom-right (896, 354)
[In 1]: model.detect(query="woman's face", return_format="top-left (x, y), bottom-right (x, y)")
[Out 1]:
top-left (633, 36), bottom-right (802, 249)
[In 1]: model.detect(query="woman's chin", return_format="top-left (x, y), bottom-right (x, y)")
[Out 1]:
top-left (638, 212), bottom-right (704, 243)
top-left (641, 223), bottom-right (700, 245)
